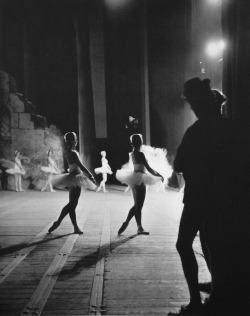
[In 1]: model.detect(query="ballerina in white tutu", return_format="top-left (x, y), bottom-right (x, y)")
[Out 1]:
top-left (6, 151), bottom-right (26, 192)
top-left (94, 151), bottom-right (112, 193)
top-left (116, 134), bottom-right (164, 235)
top-left (48, 132), bottom-right (96, 234)
top-left (119, 144), bottom-right (173, 194)
top-left (41, 150), bottom-right (61, 192)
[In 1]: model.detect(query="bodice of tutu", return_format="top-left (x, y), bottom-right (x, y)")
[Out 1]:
top-left (116, 145), bottom-right (173, 188)
top-left (52, 162), bottom-right (96, 191)
top-left (68, 163), bottom-right (82, 175)
top-left (41, 157), bottom-right (60, 174)
top-left (94, 157), bottom-right (113, 175)
top-left (133, 163), bottom-right (146, 173)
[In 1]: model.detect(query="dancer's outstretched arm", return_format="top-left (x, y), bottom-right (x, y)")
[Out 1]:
top-left (72, 151), bottom-right (96, 183)
top-left (140, 152), bottom-right (164, 182)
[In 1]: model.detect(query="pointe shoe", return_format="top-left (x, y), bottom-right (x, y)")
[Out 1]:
top-left (74, 227), bottom-right (83, 234)
top-left (118, 222), bottom-right (128, 235)
top-left (50, 189), bottom-right (56, 193)
top-left (137, 226), bottom-right (149, 235)
top-left (48, 221), bottom-right (60, 233)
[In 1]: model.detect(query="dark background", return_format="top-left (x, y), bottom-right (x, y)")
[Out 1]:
top-left (0, 0), bottom-right (222, 170)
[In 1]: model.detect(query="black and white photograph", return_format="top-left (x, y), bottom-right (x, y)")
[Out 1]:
top-left (0, 0), bottom-right (249, 315)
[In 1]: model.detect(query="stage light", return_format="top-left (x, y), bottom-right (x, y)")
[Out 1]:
top-left (207, 0), bottom-right (222, 6)
top-left (105, 0), bottom-right (131, 10)
top-left (205, 40), bottom-right (225, 58)
top-left (219, 40), bottom-right (225, 50)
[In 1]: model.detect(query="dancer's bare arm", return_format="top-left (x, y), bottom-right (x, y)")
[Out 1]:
top-left (71, 151), bottom-right (96, 183)
top-left (139, 152), bottom-right (164, 182)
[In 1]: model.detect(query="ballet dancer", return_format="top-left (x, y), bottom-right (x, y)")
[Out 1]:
top-left (48, 132), bottom-right (96, 234)
top-left (116, 134), bottom-right (164, 235)
top-left (6, 151), bottom-right (26, 192)
top-left (41, 150), bottom-right (61, 192)
top-left (94, 151), bottom-right (113, 193)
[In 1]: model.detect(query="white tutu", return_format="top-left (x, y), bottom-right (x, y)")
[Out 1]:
top-left (0, 158), bottom-right (15, 169)
top-left (116, 170), bottom-right (162, 188)
top-left (116, 145), bottom-right (173, 189)
top-left (140, 145), bottom-right (173, 183)
top-left (6, 165), bottom-right (25, 175)
top-left (52, 162), bottom-right (96, 191)
top-left (52, 172), bottom-right (96, 190)
top-left (41, 166), bottom-right (60, 174)
top-left (94, 166), bottom-right (113, 175)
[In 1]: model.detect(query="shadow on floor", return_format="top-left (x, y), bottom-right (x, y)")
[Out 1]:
top-left (58, 234), bottom-right (138, 280)
top-left (0, 233), bottom-right (72, 256)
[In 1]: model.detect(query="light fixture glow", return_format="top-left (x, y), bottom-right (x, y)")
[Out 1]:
top-left (205, 40), bottom-right (226, 58)
top-left (207, 0), bottom-right (222, 5)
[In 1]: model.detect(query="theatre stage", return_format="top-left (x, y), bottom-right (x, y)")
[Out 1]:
top-left (0, 186), bottom-right (209, 315)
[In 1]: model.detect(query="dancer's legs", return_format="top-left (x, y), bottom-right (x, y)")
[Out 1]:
top-left (118, 184), bottom-right (147, 235)
top-left (49, 186), bottom-right (82, 233)
top-left (41, 174), bottom-right (50, 191)
top-left (18, 174), bottom-right (24, 191)
top-left (176, 204), bottom-right (202, 306)
top-left (133, 184), bottom-right (146, 228)
top-left (14, 174), bottom-right (18, 191)
top-left (97, 173), bottom-right (107, 192)
top-left (48, 174), bottom-right (56, 192)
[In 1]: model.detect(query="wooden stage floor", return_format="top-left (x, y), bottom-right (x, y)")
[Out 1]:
top-left (0, 186), bottom-right (210, 316)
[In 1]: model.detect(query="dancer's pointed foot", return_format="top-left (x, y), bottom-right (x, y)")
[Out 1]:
top-left (50, 189), bottom-right (56, 193)
top-left (74, 227), bottom-right (83, 234)
top-left (48, 221), bottom-right (60, 233)
top-left (20, 189), bottom-right (25, 192)
top-left (137, 226), bottom-right (149, 235)
top-left (41, 187), bottom-right (46, 192)
top-left (118, 222), bottom-right (128, 235)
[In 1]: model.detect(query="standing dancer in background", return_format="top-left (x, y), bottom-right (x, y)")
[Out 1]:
top-left (6, 151), bottom-right (26, 192)
top-left (41, 150), bottom-right (61, 192)
top-left (48, 132), bottom-right (96, 234)
top-left (94, 150), bottom-right (113, 193)
top-left (116, 134), bottom-right (164, 235)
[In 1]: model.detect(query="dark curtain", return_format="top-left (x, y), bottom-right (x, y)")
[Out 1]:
top-left (74, 0), bottom-right (96, 170)
top-left (104, 1), bottom-right (143, 170)
top-left (148, 0), bottom-right (187, 155)
top-left (207, 1), bottom-right (250, 313)
top-left (0, 0), bottom-right (79, 134)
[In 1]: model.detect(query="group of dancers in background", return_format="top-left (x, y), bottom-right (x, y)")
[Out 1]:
top-left (0, 150), bottom-right (61, 192)
top-left (0, 130), bottom-right (173, 236)
top-left (0, 147), bottom-right (114, 193)
top-left (46, 131), bottom-right (172, 236)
